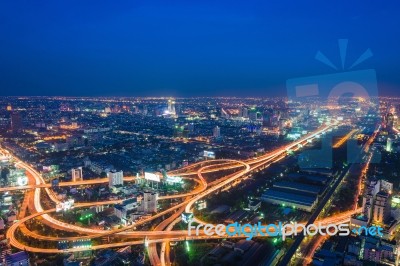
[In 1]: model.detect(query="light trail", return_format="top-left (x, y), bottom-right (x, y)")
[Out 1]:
top-left (332, 129), bottom-right (358, 148)
top-left (3, 122), bottom-right (358, 260)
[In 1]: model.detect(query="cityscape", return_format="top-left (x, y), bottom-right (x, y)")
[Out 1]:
top-left (2, 1), bottom-right (400, 266)
top-left (0, 96), bottom-right (400, 265)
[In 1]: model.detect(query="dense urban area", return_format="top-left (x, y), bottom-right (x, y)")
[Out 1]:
top-left (0, 96), bottom-right (400, 266)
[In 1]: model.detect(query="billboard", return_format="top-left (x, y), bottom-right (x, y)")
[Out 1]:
top-left (197, 200), bottom-right (207, 210)
top-left (203, 150), bottom-right (215, 159)
top-left (144, 172), bottom-right (160, 182)
top-left (165, 176), bottom-right (183, 184)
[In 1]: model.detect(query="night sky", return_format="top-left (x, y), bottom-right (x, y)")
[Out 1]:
top-left (1, 1), bottom-right (400, 97)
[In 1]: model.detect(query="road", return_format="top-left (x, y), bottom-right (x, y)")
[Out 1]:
top-left (1, 121), bottom-right (364, 265)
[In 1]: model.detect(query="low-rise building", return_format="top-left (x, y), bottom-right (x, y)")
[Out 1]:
top-left (4, 251), bottom-right (29, 266)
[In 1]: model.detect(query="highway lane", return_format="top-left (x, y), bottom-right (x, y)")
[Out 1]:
top-left (7, 208), bottom-right (358, 254)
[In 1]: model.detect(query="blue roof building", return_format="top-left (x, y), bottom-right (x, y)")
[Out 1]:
top-left (5, 251), bottom-right (29, 266)
top-left (261, 188), bottom-right (318, 212)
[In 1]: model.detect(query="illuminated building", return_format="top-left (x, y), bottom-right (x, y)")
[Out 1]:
top-left (108, 170), bottom-right (123, 187)
top-left (59, 122), bottom-right (79, 130)
top-left (373, 191), bottom-right (391, 224)
top-left (167, 99), bottom-right (176, 116)
top-left (71, 167), bottom-right (83, 182)
top-left (386, 138), bottom-right (393, 152)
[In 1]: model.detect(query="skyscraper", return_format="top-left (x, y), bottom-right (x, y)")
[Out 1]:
top-left (167, 99), bottom-right (176, 116)
top-left (213, 126), bottom-right (221, 138)
top-left (240, 107), bottom-right (248, 118)
top-left (11, 112), bottom-right (23, 132)
top-left (386, 138), bottom-right (393, 152)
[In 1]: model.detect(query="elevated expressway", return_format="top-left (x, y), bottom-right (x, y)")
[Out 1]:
top-left (1, 121), bottom-right (362, 265)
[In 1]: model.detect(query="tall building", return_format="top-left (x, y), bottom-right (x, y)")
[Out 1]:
top-left (175, 104), bottom-right (181, 116)
top-left (71, 167), bottom-right (83, 182)
top-left (108, 170), bottom-right (123, 187)
top-left (373, 191), bottom-right (391, 224)
top-left (362, 194), bottom-right (373, 222)
top-left (142, 191), bottom-right (158, 213)
top-left (240, 107), bottom-right (248, 118)
top-left (386, 138), bottom-right (393, 152)
top-left (167, 99), bottom-right (176, 116)
top-left (11, 112), bottom-right (23, 132)
top-left (248, 109), bottom-right (257, 121)
top-left (143, 105), bottom-right (148, 116)
top-left (213, 126), bottom-right (221, 138)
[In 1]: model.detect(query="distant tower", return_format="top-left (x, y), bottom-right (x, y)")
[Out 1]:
top-left (241, 107), bottom-right (248, 118)
top-left (168, 99), bottom-right (176, 116)
top-left (71, 167), bottom-right (83, 182)
top-left (213, 126), bottom-right (221, 138)
top-left (143, 105), bottom-right (148, 116)
top-left (386, 138), bottom-right (393, 152)
top-left (11, 112), bottom-right (23, 132)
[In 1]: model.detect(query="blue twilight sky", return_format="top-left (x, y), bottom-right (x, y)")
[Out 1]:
top-left (0, 0), bottom-right (399, 97)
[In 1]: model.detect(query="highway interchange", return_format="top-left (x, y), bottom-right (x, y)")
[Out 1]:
top-left (1, 120), bottom-right (364, 265)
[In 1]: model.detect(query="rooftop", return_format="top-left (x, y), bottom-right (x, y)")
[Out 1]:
top-left (5, 251), bottom-right (29, 263)
top-left (261, 188), bottom-right (317, 206)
